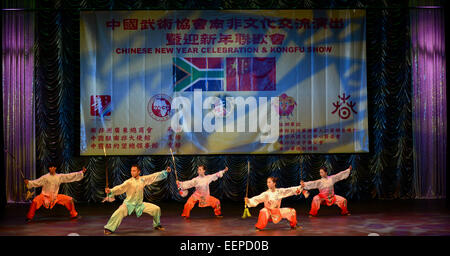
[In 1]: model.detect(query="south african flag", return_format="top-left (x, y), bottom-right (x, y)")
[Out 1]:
top-left (173, 57), bottom-right (276, 92)
top-left (173, 57), bottom-right (225, 92)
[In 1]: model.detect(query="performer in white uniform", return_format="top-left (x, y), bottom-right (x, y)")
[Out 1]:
top-left (245, 177), bottom-right (303, 231)
top-left (25, 164), bottom-right (87, 222)
top-left (176, 165), bottom-right (228, 219)
top-left (103, 165), bottom-right (171, 234)
top-left (301, 165), bottom-right (352, 217)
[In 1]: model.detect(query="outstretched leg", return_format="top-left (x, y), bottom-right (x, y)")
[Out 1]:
top-left (334, 195), bottom-right (349, 215)
top-left (104, 204), bottom-right (128, 233)
top-left (26, 194), bottom-right (45, 220)
top-left (181, 195), bottom-right (198, 218)
top-left (255, 208), bottom-right (270, 230)
top-left (142, 202), bottom-right (162, 228)
top-left (309, 195), bottom-right (323, 216)
top-left (56, 194), bottom-right (78, 218)
top-left (207, 196), bottom-right (222, 216)
top-left (280, 208), bottom-right (297, 228)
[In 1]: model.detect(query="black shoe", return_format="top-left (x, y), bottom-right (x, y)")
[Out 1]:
top-left (255, 228), bottom-right (263, 231)
top-left (154, 225), bottom-right (165, 231)
top-left (25, 218), bottom-right (32, 223)
top-left (104, 229), bottom-right (113, 235)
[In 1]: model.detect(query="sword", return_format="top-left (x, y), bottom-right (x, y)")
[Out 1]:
top-left (102, 146), bottom-right (115, 202)
top-left (169, 148), bottom-right (187, 197)
top-left (242, 160), bottom-right (251, 219)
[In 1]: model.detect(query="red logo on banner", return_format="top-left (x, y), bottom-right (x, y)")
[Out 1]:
top-left (332, 93), bottom-right (357, 119)
top-left (148, 94), bottom-right (172, 121)
top-left (90, 95), bottom-right (111, 117)
top-left (226, 57), bottom-right (276, 91)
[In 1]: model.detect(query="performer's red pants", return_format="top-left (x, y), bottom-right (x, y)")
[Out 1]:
top-left (255, 208), bottom-right (297, 230)
top-left (309, 194), bottom-right (348, 216)
top-left (181, 195), bottom-right (221, 218)
top-left (26, 194), bottom-right (78, 220)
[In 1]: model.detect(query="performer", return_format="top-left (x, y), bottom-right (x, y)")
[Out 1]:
top-left (301, 165), bottom-right (352, 217)
top-left (176, 165), bottom-right (228, 219)
top-left (103, 165), bottom-right (171, 235)
top-left (244, 177), bottom-right (303, 231)
top-left (24, 164), bottom-right (87, 222)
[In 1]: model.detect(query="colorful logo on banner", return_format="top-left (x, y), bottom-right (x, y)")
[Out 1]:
top-left (90, 95), bottom-right (111, 117)
top-left (212, 94), bottom-right (235, 118)
top-left (278, 93), bottom-right (297, 118)
top-left (148, 94), bottom-right (172, 121)
top-left (332, 93), bottom-right (358, 119)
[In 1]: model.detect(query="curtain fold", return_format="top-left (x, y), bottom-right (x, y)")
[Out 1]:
top-left (410, 8), bottom-right (446, 199)
top-left (2, 10), bottom-right (36, 202)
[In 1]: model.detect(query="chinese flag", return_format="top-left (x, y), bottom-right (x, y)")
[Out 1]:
top-left (226, 57), bottom-right (276, 91)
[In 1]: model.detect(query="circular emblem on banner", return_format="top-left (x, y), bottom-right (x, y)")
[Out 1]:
top-left (278, 93), bottom-right (297, 117)
top-left (212, 95), bottom-right (234, 118)
top-left (338, 107), bottom-right (351, 119)
top-left (148, 94), bottom-right (172, 121)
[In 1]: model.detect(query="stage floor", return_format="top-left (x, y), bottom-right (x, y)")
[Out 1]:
top-left (0, 200), bottom-right (449, 236)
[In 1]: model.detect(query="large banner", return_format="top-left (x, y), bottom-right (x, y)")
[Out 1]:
top-left (80, 10), bottom-right (368, 155)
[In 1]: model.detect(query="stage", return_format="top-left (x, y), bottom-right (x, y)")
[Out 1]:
top-left (1, 200), bottom-right (449, 236)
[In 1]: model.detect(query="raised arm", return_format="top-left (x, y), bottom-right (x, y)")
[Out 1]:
top-left (26, 175), bottom-right (46, 189)
top-left (330, 166), bottom-right (352, 184)
top-left (141, 169), bottom-right (169, 186)
top-left (59, 171), bottom-right (84, 183)
top-left (302, 179), bottom-right (322, 190)
top-left (246, 191), bottom-right (268, 208)
top-left (277, 185), bottom-right (303, 199)
top-left (179, 177), bottom-right (197, 190)
top-left (206, 167), bottom-right (228, 183)
top-left (109, 180), bottom-right (130, 196)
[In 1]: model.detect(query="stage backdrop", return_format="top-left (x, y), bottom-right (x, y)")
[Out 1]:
top-left (29, 0), bottom-right (417, 202)
top-left (80, 10), bottom-right (368, 155)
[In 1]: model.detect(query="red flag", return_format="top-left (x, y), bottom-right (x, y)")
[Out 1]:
top-left (226, 57), bottom-right (276, 91)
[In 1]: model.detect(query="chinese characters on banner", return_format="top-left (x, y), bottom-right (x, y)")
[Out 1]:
top-left (80, 10), bottom-right (368, 155)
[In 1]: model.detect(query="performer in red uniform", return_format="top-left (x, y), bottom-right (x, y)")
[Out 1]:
top-left (24, 164), bottom-right (87, 222)
top-left (301, 166), bottom-right (352, 217)
top-left (176, 165), bottom-right (228, 219)
top-left (245, 177), bottom-right (303, 231)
